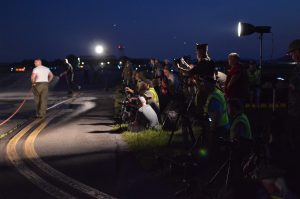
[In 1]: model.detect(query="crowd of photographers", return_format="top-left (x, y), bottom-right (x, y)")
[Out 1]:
top-left (120, 40), bottom-right (300, 198)
top-left (122, 43), bottom-right (254, 141)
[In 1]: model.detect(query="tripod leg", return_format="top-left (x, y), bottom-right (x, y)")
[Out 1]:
top-left (168, 114), bottom-right (180, 146)
top-left (208, 159), bottom-right (229, 185)
top-left (192, 124), bottom-right (207, 149)
top-left (187, 120), bottom-right (196, 144)
top-left (225, 151), bottom-right (232, 186)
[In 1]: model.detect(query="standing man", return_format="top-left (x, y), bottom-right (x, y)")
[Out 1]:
top-left (60, 59), bottom-right (80, 95)
top-left (287, 39), bottom-right (300, 150)
top-left (31, 58), bottom-right (53, 118)
top-left (225, 53), bottom-right (249, 102)
top-left (122, 60), bottom-right (133, 86)
top-left (177, 43), bottom-right (216, 111)
top-left (285, 39), bottom-right (300, 198)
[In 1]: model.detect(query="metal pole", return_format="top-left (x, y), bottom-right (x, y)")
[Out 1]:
top-left (259, 33), bottom-right (263, 69)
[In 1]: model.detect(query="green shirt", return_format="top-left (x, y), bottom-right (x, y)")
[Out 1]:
top-left (230, 113), bottom-right (252, 140)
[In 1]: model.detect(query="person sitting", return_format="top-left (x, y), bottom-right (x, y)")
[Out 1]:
top-left (143, 90), bottom-right (160, 122)
top-left (144, 79), bottom-right (160, 108)
top-left (128, 96), bottom-right (160, 132)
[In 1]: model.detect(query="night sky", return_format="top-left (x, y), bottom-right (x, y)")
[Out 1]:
top-left (1, 0), bottom-right (299, 62)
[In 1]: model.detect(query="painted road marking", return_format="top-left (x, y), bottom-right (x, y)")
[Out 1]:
top-left (24, 112), bottom-right (116, 199)
top-left (6, 117), bottom-right (76, 199)
top-left (1, 94), bottom-right (78, 140)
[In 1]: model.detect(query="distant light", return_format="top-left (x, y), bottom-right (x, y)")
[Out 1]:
top-left (238, 22), bottom-right (242, 37)
top-left (107, 61), bottom-right (110, 64)
top-left (65, 59), bottom-right (69, 63)
top-left (198, 148), bottom-right (208, 157)
top-left (81, 62), bottom-right (84, 65)
top-left (276, 77), bottom-right (285, 81)
top-left (11, 68), bottom-right (13, 72)
top-left (78, 57), bottom-right (80, 61)
top-left (119, 61), bottom-right (123, 64)
top-left (95, 45), bottom-right (104, 54)
top-left (100, 62), bottom-right (104, 66)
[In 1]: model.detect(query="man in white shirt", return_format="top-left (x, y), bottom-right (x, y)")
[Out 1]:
top-left (31, 58), bottom-right (53, 118)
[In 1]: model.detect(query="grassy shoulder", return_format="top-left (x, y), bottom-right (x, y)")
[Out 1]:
top-left (122, 129), bottom-right (169, 152)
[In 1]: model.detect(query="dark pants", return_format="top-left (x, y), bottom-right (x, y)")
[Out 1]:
top-left (66, 75), bottom-right (79, 94)
top-left (32, 82), bottom-right (48, 117)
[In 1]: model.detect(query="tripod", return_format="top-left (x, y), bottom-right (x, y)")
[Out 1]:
top-left (207, 149), bottom-right (233, 187)
top-left (167, 90), bottom-right (198, 147)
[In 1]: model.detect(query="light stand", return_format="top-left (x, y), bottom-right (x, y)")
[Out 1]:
top-left (238, 22), bottom-right (272, 69)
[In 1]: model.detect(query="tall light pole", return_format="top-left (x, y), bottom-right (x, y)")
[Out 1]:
top-left (237, 22), bottom-right (271, 69)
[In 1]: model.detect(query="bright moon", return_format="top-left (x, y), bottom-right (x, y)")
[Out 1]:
top-left (95, 45), bottom-right (104, 54)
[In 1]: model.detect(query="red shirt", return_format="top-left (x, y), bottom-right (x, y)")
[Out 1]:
top-left (225, 64), bottom-right (248, 100)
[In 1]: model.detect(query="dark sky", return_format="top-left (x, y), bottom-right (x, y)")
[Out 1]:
top-left (1, 0), bottom-right (299, 62)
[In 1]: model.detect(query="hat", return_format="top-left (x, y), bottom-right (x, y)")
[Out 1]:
top-left (143, 91), bottom-right (153, 99)
top-left (288, 39), bottom-right (300, 53)
top-left (196, 43), bottom-right (208, 51)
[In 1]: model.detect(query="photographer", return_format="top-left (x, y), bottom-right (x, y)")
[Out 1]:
top-left (176, 43), bottom-right (216, 113)
top-left (125, 71), bottom-right (145, 95)
top-left (227, 99), bottom-right (253, 182)
top-left (225, 53), bottom-right (249, 102)
top-left (143, 90), bottom-right (160, 122)
top-left (144, 79), bottom-right (160, 108)
top-left (228, 99), bottom-right (252, 141)
top-left (203, 77), bottom-right (230, 157)
top-left (163, 66), bottom-right (179, 96)
top-left (177, 43), bottom-right (215, 81)
top-left (128, 96), bottom-right (160, 132)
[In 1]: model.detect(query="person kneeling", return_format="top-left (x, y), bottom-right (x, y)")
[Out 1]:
top-left (128, 96), bottom-right (160, 132)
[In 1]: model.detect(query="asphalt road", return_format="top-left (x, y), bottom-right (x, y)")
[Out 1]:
top-left (0, 72), bottom-right (174, 199)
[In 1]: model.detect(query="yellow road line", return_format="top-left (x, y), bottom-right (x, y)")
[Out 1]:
top-left (24, 111), bottom-right (116, 199)
top-left (6, 117), bottom-right (76, 199)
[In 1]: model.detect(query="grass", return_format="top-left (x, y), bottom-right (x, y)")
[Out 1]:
top-left (122, 129), bottom-right (169, 152)
top-left (113, 85), bottom-right (205, 169)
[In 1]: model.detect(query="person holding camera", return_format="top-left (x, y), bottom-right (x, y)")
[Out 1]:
top-left (177, 43), bottom-right (215, 82)
top-left (163, 66), bottom-right (179, 96)
top-left (128, 96), bottom-right (160, 132)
